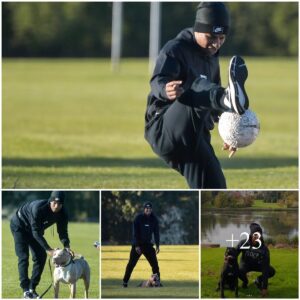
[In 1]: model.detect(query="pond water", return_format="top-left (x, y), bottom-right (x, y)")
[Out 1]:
top-left (201, 209), bottom-right (298, 247)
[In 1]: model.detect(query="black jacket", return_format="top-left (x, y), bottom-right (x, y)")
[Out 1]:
top-left (145, 27), bottom-right (221, 129)
top-left (236, 238), bottom-right (271, 289)
top-left (17, 199), bottom-right (70, 251)
top-left (132, 213), bottom-right (159, 247)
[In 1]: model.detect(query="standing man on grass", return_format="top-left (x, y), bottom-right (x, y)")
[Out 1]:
top-left (122, 202), bottom-right (161, 287)
top-left (10, 191), bottom-right (73, 299)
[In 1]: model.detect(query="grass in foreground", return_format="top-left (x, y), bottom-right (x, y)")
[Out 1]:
top-left (101, 245), bottom-right (199, 298)
top-left (2, 221), bottom-right (99, 299)
top-left (2, 58), bottom-right (298, 188)
top-left (201, 247), bottom-right (298, 298)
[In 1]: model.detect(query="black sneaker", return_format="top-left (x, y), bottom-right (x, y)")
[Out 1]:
top-left (29, 289), bottom-right (39, 299)
top-left (225, 55), bottom-right (249, 115)
top-left (23, 291), bottom-right (33, 299)
top-left (122, 282), bottom-right (128, 288)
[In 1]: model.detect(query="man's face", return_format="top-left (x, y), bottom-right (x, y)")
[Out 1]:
top-left (144, 207), bottom-right (152, 216)
top-left (194, 32), bottom-right (226, 55)
top-left (251, 232), bottom-right (260, 244)
top-left (50, 200), bottom-right (63, 213)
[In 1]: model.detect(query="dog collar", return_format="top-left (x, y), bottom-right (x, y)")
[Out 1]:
top-left (56, 257), bottom-right (73, 268)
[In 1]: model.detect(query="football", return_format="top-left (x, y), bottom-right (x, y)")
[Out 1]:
top-left (218, 109), bottom-right (260, 148)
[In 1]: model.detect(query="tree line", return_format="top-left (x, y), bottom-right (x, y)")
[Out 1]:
top-left (202, 191), bottom-right (298, 208)
top-left (101, 191), bottom-right (199, 245)
top-left (3, 2), bottom-right (298, 57)
top-left (2, 191), bottom-right (99, 222)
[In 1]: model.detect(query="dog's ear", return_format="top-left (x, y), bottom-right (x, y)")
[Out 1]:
top-left (63, 248), bottom-right (70, 256)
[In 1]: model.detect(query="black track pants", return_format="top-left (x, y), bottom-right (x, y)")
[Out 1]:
top-left (239, 262), bottom-right (276, 289)
top-left (10, 215), bottom-right (47, 291)
top-left (123, 244), bottom-right (160, 283)
top-left (145, 78), bottom-right (227, 189)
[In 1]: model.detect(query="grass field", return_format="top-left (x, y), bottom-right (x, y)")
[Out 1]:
top-left (2, 58), bottom-right (298, 188)
top-left (2, 221), bottom-right (100, 299)
top-left (201, 247), bottom-right (298, 298)
top-left (101, 245), bottom-right (199, 298)
top-left (252, 200), bottom-right (283, 209)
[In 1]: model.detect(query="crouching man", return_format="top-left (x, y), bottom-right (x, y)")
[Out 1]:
top-left (10, 191), bottom-right (73, 299)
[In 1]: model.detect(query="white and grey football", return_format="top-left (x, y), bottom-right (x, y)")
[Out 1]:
top-left (218, 109), bottom-right (260, 148)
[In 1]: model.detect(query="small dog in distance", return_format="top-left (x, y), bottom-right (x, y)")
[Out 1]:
top-left (138, 273), bottom-right (162, 287)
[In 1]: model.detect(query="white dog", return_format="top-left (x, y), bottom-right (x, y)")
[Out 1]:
top-left (52, 248), bottom-right (90, 298)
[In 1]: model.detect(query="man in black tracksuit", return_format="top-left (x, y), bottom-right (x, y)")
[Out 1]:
top-left (145, 2), bottom-right (250, 188)
top-left (122, 202), bottom-right (160, 287)
top-left (236, 223), bottom-right (275, 298)
top-left (10, 191), bottom-right (72, 299)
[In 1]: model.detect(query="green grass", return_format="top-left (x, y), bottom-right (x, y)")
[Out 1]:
top-left (2, 57), bottom-right (298, 188)
top-left (2, 220), bottom-right (99, 298)
top-left (201, 247), bottom-right (298, 298)
top-left (252, 200), bottom-right (283, 209)
top-left (101, 245), bottom-right (199, 298)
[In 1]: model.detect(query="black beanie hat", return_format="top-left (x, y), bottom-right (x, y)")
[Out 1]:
top-left (144, 202), bottom-right (153, 209)
top-left (194, 2), bottom-right (230, 34)
top-left (50, 191), bottom-right (65, 204)
top-left (250, 222), bottom-right (263, 235)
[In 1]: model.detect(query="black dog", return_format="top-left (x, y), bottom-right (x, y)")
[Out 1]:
top-left (216, 247), bottom-right (239, 298)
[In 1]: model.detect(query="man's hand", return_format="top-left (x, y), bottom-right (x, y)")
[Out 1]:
top-left (156, 246), bottom-right (160, 254)
top-left (46, 249), bottom-right (55, 256)
top-left (222, 143), bottom-right (237, 158)
top-left (165, 81), bottom-right (184, 101)
top-left (261, 289), bottom-right (268, 297)
top-left (135, 246), bottom-right (142, 255)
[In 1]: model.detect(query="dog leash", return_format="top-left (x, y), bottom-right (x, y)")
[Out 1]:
top-left (37, 258), bottom-right (53, 299)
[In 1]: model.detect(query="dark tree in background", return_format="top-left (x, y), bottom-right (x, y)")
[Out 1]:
top-left (202, 191), bottom-right (298, 208)
top-left (2, 2), bottom-right (298, 57)
top-left (2, 191), bottom-right (99, 222)
top-left (101, 191), bottom-right (199, 245)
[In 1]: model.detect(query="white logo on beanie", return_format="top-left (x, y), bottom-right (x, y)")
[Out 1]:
top-left (213, 26), bottom-right (224, 33)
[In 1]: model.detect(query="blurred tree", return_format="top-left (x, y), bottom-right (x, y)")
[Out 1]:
top-left (2, 2), bottom-right (298, 57)
top-left (201, 191), bottom-right (213, 208)
top-left (212, 191), bottom-right (254, 208)
top-left (278, 191), bottom-right (298, 208)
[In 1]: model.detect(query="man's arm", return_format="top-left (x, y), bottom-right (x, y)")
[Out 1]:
top-left (150, 50), bottom-right (184, 101)
top-left (154, 217), bottom-right (160, 253)
top-left (133, 215), bottom-right (142, 254)
top-left (30, 206), bottom-right (53, 252)
top-left (132, 216), bottom-right (138, 245)
top-left (56, 209), bottom-right (70, 248)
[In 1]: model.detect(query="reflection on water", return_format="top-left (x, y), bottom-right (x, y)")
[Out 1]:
top-left (201, 209), bottom-right (298, 247)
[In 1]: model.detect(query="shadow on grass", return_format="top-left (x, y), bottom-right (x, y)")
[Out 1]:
top-left (3, 156), bottom-right (298, 169)
top-left (102, 258), bottom-right (194, 262)
top-left (101, 278), bottom-right (198, 298)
